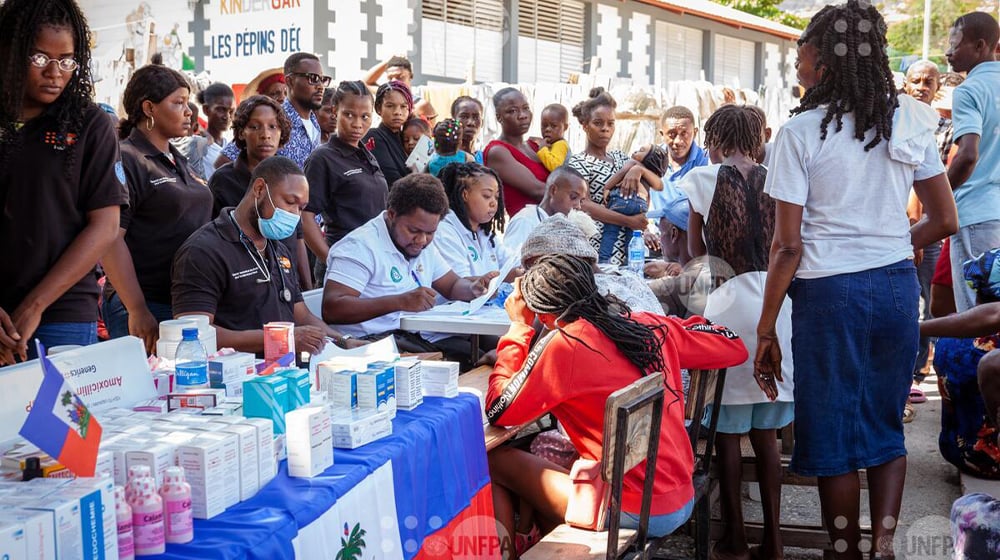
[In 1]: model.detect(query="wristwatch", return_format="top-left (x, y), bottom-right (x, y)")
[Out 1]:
top-left (338, 334), bottom-right (353, 345)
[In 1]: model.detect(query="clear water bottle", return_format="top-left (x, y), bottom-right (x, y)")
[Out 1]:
top-left (174, 328), bottom-right (208, 388)
top-left (628, 230), bottom-right (645, 277)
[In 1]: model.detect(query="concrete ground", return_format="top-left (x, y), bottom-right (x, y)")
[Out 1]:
top-left (656, 373), bottom-right (965, 559)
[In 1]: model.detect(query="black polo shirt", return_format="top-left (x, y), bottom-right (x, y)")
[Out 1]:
top-left (304, 136), bottom-right (388, 246)
top-left (0, 103), bottom-right (128, 323)
top-left (363, 124), bottom-right (410, 188)
top-left (208, 154), bottom-right (305, 258)
top-left (171, 208), bottom-right (302, 332)
top-left (118, 128), bottom-right (213, 305)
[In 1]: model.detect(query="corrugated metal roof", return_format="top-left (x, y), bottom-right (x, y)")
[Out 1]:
top-left (638, 0), bottom-right (803, 41)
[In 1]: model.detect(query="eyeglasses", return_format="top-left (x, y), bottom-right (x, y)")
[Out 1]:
top-left (290, 72), bottom-right (331, 87)
top-left (28, 53), bottom-right (79, 72)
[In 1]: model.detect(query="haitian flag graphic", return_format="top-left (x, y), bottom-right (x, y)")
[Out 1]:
top-left (18, 341), bottom-right (103, 477)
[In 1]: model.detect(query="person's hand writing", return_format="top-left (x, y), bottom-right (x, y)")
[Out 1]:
top-left (471, 271), bottom-right (499, 296)
top-left (753, 332), bottom-right (783, 401)
top-left (504, 279), bottom-right (536, 325)
top-left (0, 306), bottom-right (22, 365)
top-left (293, 325), bottom-right (326, 355)
top-left (342, 337), bottom-right (369, 349)
top-left (128, 306), bottom-right (160, 356)
top-left (398, 287), bottom-right (437, 312)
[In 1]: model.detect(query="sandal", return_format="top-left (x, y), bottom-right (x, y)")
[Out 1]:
top-left (903, 402), bottom-right (916, 423)
top-left (515, 525), bottom-right (540, 556)
top-left (909, 386), bottom-right (927, 404)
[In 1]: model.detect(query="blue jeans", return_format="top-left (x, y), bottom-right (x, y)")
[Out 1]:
top-left (103, 292), bottom-right (174, 340)
top-left (950, 220), bottom-right (1000, 312)
top-left (599, 190), bottom-right (648, 264)
top-left (619, 497), bottom-right (695, 537)
top-left (28, 322), bottom-right (98, 359)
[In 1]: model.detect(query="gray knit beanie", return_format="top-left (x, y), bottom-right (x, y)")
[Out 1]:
top-left (520, 213), bottom-right (599, 263)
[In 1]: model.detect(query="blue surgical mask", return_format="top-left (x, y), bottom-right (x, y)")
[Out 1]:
top-left (256, 183), bottom-right (300, 240)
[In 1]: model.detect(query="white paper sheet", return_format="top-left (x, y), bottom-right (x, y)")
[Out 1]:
top-left (307, 336), bottom-right (399, 381)
top-left (466, 256), bottom-right (520, 315)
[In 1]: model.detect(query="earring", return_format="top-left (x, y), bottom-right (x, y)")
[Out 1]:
top-left (146, 116), bottom-right (155, 131)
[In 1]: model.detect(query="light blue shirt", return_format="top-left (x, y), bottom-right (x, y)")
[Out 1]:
top-left (647, 143), bottom-right (709, 219)
top-left (951, 61), bottom-right (1000, 228)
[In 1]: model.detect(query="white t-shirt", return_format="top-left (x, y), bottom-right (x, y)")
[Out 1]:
top-left (302, 117), bottom-right (320, 146)
top-left (432, 211), bottom-right (501, 277)
top-left (499, 204), bottom-right (548, 266)
top-left (679, 165), bottom-right (721, 222)
top-left (325, 212), bottom-right (452, 338)
top-left (764, 95), bottom-right (945, 279)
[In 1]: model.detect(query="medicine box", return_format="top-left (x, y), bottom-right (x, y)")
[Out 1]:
top-left (243, 375), bottom-right (288, 434)
top-left (357, 366), bottom-right (396, 418)
top-left (125, 442), bottom-right (175, 488)
top-left (240, 418), bottom-right (276, 486)
top-left (318, 365), bottom-right (357, 413)
top-left (394, 359), bottom-right (423, 410)
top-left (178, 437), bottom-right (228, 519)
top-left (0, 518), bottom-right (26, 560)
top-left (278, 368), bottom-right (311, 410)
top-left (0, 508), bottom-right (54, 560)
top-left (286, 407), bottom-right (333, 478)
top-left (208, 352), bottom-right (256, 397)
top-left (330, 410), bottom-right (392, 449)
top-left (61, 477), bottom-right (116, 560)
top-left (132, 399), bottom-right (168, 413)
top-left (167, 388), bottom-right (225, 411)
top-left (21, 495), bottom-right (82, 560)
top-left (212, 422), bottom-right (260, 501)
top-left (193, 432), bottom-right (240, 508)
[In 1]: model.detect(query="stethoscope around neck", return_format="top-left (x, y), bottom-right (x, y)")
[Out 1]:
top-left (228, 210), bottom-right (292, 303)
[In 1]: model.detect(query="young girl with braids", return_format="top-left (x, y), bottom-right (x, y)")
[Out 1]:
top-left (427, 118), bottom-right (474, 176)
top-left (0, 0), bottom-right (128, 363)
top-left (363, 79), bottom-right (413, 187)
top-left (486, 253), bottom-right (748, 544)
top-left (681, 104), bottom-right (793, 560)
top-left (434, 162), bottom-right (506, 278)
top-left (755, 2), bottom-right (957, 558)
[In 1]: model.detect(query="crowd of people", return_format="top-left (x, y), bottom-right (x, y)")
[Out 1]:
top-left (5, 0), bottom-right (1000, 557)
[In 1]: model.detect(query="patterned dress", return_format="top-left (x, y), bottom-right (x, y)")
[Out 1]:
top-left (566, 150), bottom-right (631, 265)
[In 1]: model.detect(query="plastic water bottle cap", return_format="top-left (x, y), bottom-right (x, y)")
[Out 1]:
top-left (633, 230), bottom-right (642, 237)
top-left (181, 327), bottom-right (199, 341)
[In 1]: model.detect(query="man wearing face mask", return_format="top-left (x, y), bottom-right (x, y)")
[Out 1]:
top-left (171, 156), bottom-right (362, 355)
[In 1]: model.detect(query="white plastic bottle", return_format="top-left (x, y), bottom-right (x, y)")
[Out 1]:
top-left (628, 230), bottom-right (645, 277)
top-left (160, 466), bottom-right (194, 544)
top-left (115, 485), bottom-right (136, 560)
top-left (130, 478), bottom-right (166, 556)
top-left (174, 327), bottom-right (209, 388)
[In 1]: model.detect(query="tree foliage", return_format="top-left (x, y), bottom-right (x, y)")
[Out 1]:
top-left (883, 0), bottom-right (981, 60)
top-left (715, 0), bottom-right (809, 29)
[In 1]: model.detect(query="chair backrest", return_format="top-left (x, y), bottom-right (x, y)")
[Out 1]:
top-left (302, 288), bottom-right (323, 318)
top-left (600, 371), bottom-right (666, 560)
top-left (685, 369), bottom-right (728, 483)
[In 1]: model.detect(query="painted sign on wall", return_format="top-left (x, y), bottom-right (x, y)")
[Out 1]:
top-left (203, 0), bottom-right (314, 85)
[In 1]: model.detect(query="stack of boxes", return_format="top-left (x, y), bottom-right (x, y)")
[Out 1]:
top-left (421, 361), bottom-right (460, 398)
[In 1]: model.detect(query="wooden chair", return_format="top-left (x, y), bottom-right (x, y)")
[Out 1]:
top-left (523, 372), bottom-right (666, 560)
top-left (524, 369), bottom-right (727, 560)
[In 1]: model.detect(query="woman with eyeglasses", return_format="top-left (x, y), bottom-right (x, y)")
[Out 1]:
top-left (0, 0), bottom-right (128, 364)
top-left (363, 80), bottom-right (414, 188)
top-left (215, 52), bottom-right (329, 170)
top-left (101, 64), bottom-right (213, 356)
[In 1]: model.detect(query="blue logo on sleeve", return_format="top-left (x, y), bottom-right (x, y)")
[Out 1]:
top-left (114, 161), bottom-right (126, 185)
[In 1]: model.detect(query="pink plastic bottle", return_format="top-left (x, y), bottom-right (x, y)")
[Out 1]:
top-left (125, 464), bottom-right (153, 503)
top-left (129, 478), bottom-right (165, 556)
top-left (160, 466), bottom-right (194, 544)
top-left (115, 485), bottom-right (135, 560)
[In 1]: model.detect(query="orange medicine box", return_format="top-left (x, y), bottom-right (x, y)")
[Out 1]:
top-left (264, 322), bottom-right (295, 365)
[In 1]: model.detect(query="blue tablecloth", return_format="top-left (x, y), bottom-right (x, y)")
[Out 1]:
top-left (152, 394), bottom-right (490, 559)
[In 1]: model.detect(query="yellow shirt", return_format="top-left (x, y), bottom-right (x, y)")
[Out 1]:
top-left (536, 139), bottom-right (569, 172)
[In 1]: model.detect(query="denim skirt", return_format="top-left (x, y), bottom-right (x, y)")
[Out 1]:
top-left (787, 260), bottom-right (919, 477)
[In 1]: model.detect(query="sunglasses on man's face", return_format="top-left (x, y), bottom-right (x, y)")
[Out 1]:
top-left (290, 72), bottom-right (331, 87)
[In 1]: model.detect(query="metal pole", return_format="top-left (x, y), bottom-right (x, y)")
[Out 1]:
top-left (921, 0), bottom-right (932, 60)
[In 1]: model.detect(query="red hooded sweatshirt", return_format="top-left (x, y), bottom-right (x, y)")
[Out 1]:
top-left (486, 312), bottom-right (749, 516)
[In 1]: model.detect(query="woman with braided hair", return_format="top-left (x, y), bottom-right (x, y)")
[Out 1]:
top-left (0, 0), bottom-right (128, 363)
top-left (434, 162), bottom-right (507, 278)
top-left (682, 103), bottom-right (793, 560)
top-left (363, 79), bottom-right (413, 188)
top-left (486, 253), bottom-right (748, 545)
top-left (755, 1), bottom-right (957, 557)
